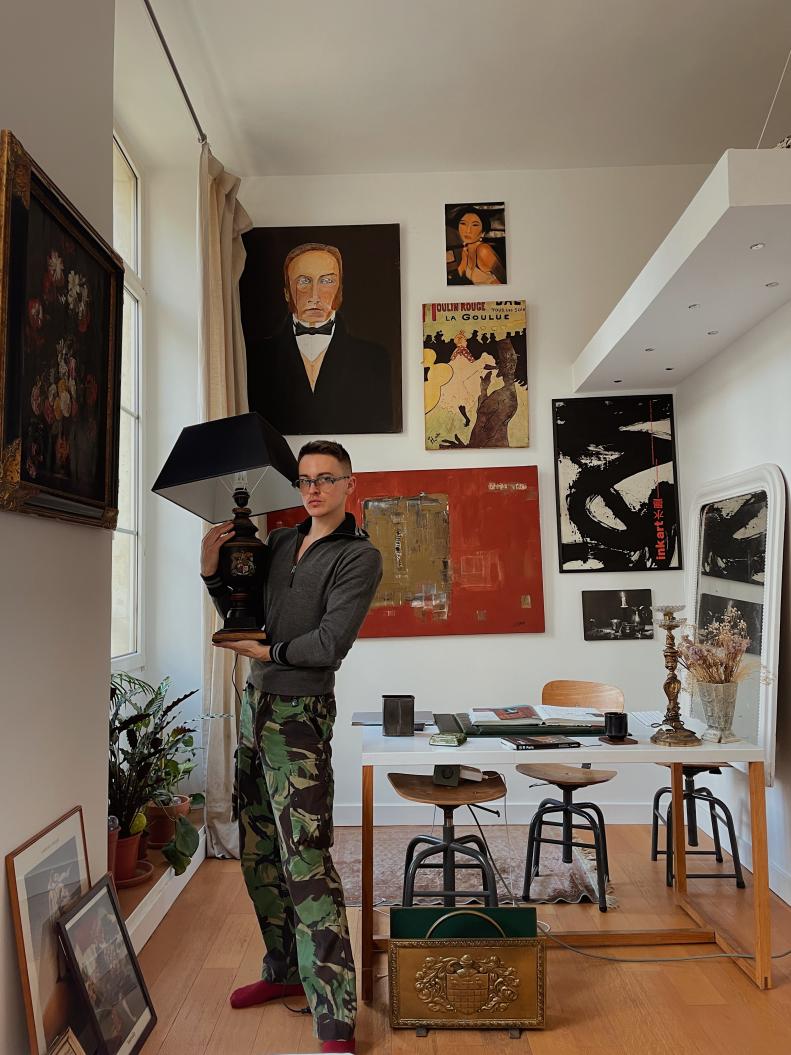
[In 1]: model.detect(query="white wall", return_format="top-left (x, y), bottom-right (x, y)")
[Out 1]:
top-left (240, 164), bottom-right (709, 824)
top-left (0, 1), bottom-right (115, 1050)
top-left (677, 300), bottom-right (791, 901)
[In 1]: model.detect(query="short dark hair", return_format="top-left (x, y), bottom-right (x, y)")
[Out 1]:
top-left (298, 440), bottom-right (352, 473)
top-left (451, 204), bottom-right (491, 235)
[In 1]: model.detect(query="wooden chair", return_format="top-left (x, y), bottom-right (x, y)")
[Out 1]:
top-left (387, 771), bottom-right (507, 907)
top-left (517, 680), bottom-right (624, 912)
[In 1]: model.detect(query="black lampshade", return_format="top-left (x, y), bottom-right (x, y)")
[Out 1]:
top-left (152, 412), bottom-right (298, 522)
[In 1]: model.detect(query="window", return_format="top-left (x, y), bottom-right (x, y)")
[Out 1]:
top-left (111, 137), bottom-right (144, 665)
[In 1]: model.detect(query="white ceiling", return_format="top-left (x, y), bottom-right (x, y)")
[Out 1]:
top-left (115, 0), bottom-right (791, 175)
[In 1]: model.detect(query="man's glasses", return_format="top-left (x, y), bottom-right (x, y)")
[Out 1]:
top-left (292, 474), bottom-right (351, 493)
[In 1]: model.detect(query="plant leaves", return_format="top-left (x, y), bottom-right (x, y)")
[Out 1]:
top-left (173, 815), bottom-right (200, 857)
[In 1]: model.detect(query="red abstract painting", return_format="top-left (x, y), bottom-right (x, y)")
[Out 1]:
top-left (268, 466), bottom-right (545, 638)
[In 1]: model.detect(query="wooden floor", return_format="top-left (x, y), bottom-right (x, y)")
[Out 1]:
top-left (138, 824), bottom-right (791, 1054)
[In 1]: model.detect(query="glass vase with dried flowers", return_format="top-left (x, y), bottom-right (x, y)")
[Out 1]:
top-left (677, 605), bottom-right (759, 743)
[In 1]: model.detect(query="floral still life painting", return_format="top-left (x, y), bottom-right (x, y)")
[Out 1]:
top-left (0, 130), bottom-right (123, 527)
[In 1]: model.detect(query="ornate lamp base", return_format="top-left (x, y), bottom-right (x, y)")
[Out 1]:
top-left (650, 723), bottom-right (702, 747)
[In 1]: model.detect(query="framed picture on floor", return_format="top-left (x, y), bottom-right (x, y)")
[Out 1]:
top-left (49, 1029), bottom-right (87, 1055)
top-left (553, 394), bottom-right (681, 572)
top-left (5, 807), bottom-right (92, 1055)
top-left (0, 130), bottom-right (124, 528)
top-left (56, 874), bottom-right (156, 1055)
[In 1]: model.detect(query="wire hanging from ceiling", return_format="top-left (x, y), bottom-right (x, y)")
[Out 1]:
top-left (142, 0), bottom-right (207, 145)
top-left (756, 41), bottom-right (791, 148)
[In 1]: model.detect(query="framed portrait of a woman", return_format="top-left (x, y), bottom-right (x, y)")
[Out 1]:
top-left (445, 201), bottom-right (507, 285)
top-left (5, 807), bottom-right (92, 1055)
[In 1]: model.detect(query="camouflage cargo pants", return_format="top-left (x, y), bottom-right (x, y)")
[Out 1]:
top-left (235, 686), bottom-right (356, 1042)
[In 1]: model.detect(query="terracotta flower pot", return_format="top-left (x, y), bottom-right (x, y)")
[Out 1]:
top-left (107, 826), bottom-right (119, 875)
top-left (146, 795), bottom-right (190, 848)
top-left (137, 830), bottom-right (151, 861)
top-left (114, 833), bottom-right (141, 882)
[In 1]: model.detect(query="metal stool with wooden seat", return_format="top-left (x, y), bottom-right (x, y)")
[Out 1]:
top-left (651, 764), bottom-right (745, 888)
top-left (387, 771), bottom-right (507, 907)
top-left (517, 680), bottom-right (623, 913)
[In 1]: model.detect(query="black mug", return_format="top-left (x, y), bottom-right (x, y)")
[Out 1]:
top-left (604, 711), bottom-right (629, 741)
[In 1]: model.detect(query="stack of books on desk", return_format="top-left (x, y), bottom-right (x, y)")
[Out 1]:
top-left (467, 704), bottom-right (605, 737)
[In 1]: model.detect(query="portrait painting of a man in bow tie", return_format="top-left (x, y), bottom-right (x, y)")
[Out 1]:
top-left (241, 224), bottom-right (402, 435)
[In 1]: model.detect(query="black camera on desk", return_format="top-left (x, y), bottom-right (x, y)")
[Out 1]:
top-left (382, 694), bottom-right (415, 736)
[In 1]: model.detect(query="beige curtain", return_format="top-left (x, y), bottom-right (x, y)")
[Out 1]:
top-left (198, 142), bottom-right (253, 858)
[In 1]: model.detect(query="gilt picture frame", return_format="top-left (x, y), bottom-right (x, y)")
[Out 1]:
top-left (0, 129), bottom-right (124, 527)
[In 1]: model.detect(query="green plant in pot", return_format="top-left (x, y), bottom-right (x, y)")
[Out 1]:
top-left (109, 673), bottom-right (201, 877)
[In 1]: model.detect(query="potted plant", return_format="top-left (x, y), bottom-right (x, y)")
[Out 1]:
top-left (109, 673), bottom-right (200, 879)
top-left (146, 720), bottom-right (205, 856)
top-left (677, 604), bottom-right (761, 743)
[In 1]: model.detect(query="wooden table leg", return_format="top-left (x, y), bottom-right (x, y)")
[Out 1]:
top-left (361, 765), bottom-right (374, 1003)
top-left (749, 760), bottom-right (772, 988)
top-left (670, 762), bottom-right (687, 897)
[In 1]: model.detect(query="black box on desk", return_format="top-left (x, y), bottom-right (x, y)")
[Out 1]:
top-left (382, 694), bottom-right (415, 736)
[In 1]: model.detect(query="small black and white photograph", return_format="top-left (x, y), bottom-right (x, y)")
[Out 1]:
top-left (697, 593), bottom-right (763, 656)
top-left (700, 491), bottom-right (768, 585)
top-left (582, 589), bottom-right (654, 641)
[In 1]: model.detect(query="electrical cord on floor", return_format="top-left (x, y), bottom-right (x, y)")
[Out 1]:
top-left (463, 772), bottom-right (791, 968)
top-left (536, 920), bottom-right (791, 964)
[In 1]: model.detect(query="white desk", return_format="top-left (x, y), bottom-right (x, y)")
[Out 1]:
top-left (359, 729), bottom-right (770, 1001)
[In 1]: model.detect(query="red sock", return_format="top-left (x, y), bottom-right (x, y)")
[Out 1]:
top-left (320, 1040), bottom-right (355, 1054)
top-left (229, 979), bottom-right (305, 1009)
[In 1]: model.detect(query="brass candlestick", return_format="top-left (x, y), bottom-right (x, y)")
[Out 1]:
top-left (650, 605), bottom-right (702, 747)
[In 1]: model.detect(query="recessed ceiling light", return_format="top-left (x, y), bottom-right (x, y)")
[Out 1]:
top-left (750, 242), bottom-right (766, 250)
top-left (766, 281), bottom-right (780, 288)
top-left (688, 303), bottom-right (700, 310)
top-left (707, 330), bottom-right (719, 335)
top-left (665, 367), bottom-right (674, 371)
top-left (644, 346), bottom-right (655, 352)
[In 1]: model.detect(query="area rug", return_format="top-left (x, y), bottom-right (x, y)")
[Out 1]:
top-left (332, 824), bottom-right (617, 909)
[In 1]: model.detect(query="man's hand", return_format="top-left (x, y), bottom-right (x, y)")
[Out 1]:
top-left (201, 520), bottom-right (235, 577)
top-left (214, 640), bottom-right (271, 662)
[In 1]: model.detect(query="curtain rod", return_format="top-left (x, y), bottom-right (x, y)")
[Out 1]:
top-left (142, 0), bottom-right (208, 145)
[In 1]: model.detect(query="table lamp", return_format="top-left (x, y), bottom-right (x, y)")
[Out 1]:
top-left (152, 412), bottom-right (298, 644)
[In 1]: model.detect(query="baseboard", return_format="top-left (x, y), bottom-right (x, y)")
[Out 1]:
top-left (333, 801), bottom-right (654, 827)
top-left (125, 828), bottom-right (207, 953)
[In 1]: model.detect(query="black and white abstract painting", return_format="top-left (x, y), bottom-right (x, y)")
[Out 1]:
top-left (697, 592), bottom-right (763, 656)
top-left (582, 589), bottom-right (654, 641)
top-left (699, 491), bottom-right (767, 585)
top-left (553, 394), bottom-right (681, 572)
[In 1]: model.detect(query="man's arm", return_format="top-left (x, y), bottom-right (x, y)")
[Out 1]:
top-left (270, 547), bottom-right (383, 669)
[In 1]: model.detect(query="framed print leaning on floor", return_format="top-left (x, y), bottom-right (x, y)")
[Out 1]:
top-left (0, 129), bottom-right (124, 527)
top-left (56, 874), bottom-right (156, 1055)
top-left (5, 807), bottom-right (92, 1055)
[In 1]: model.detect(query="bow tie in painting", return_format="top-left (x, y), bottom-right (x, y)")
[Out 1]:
top-left (294, 320), bottom-right (335, 337)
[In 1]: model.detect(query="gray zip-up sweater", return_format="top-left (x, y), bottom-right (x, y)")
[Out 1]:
top-left (202, 512), bottom-right (383, 695)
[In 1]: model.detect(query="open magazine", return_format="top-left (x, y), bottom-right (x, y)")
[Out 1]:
top-left (469, 705), bottom-right (605, 728)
